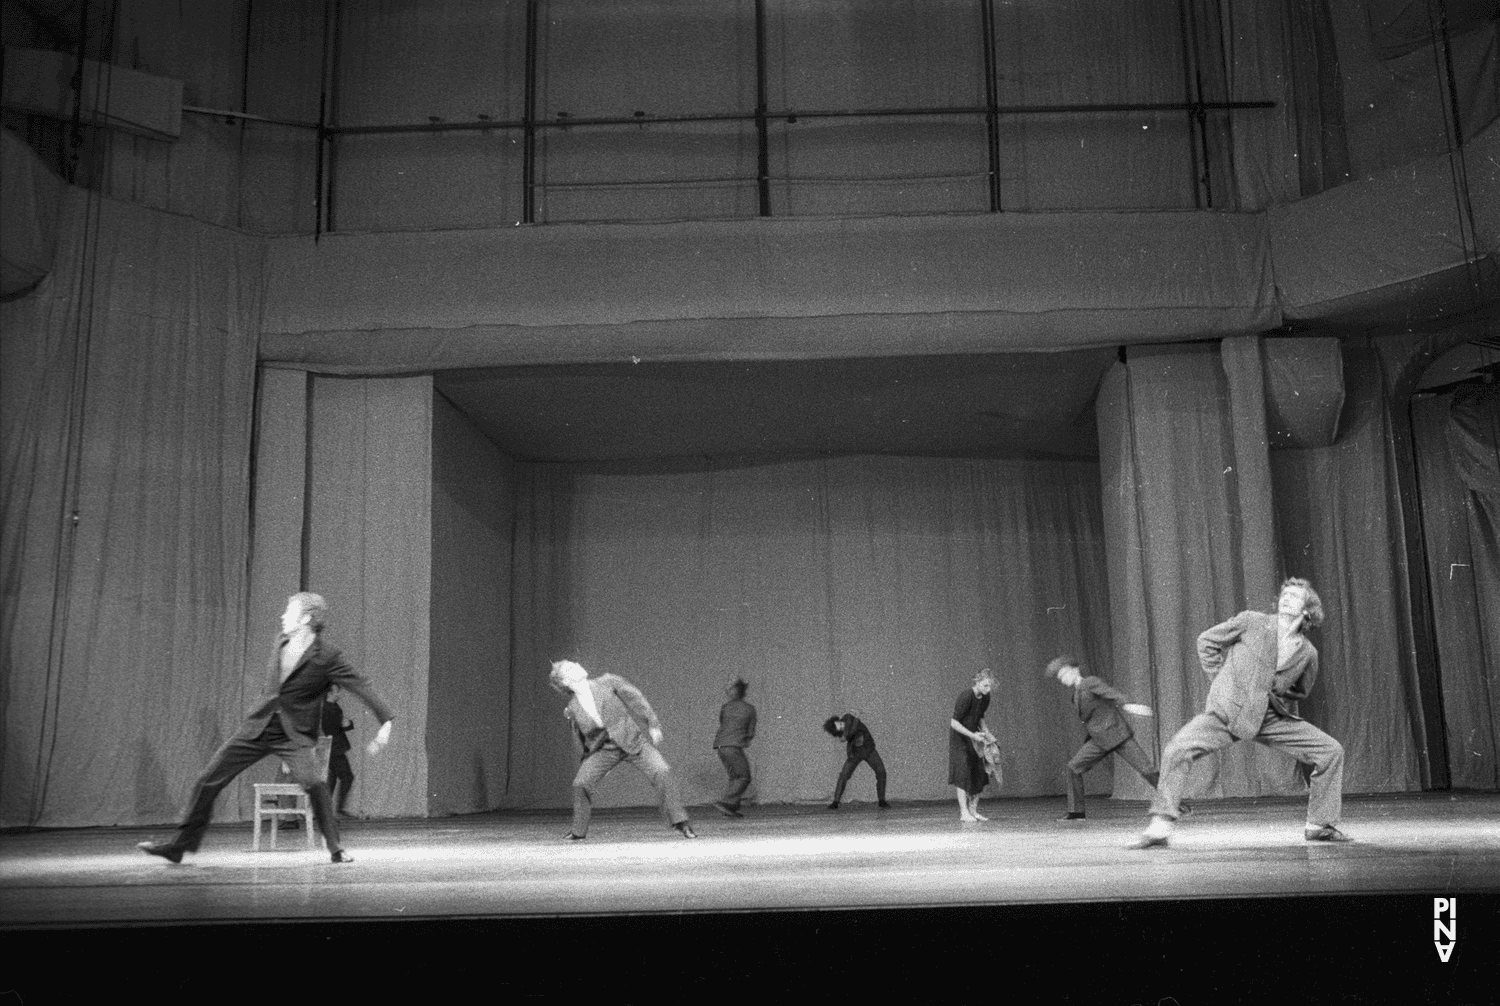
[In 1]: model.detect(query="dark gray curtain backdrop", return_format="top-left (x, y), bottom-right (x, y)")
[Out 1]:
top-left (500, 455), bottom-right (1115, 809)
top-left (1413, 379), bottom-right (1500, 789)
top-left (1270, 346), bottom-right (1428, 792)
top-left (0, 189), bottom-right (262, 828)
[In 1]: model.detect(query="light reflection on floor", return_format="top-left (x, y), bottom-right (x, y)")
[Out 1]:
top-left (3, 794), bottom-right (1498, 923)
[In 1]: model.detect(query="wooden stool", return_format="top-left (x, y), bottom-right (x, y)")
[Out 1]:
top-left (251, 783), bottom-right (317, 851)
top-left (251, 737), bottom-right (332, 851)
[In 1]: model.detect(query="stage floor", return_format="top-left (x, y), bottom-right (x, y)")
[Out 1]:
top-left (3, 791), bottom-right (1497, 927)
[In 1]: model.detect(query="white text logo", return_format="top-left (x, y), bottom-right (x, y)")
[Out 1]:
top-left (1434, 897), bottom-right (1457, 962)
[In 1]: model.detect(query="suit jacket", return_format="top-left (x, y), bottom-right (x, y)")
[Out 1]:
top-left (566, 673), bottom-right (663, 757)
top-left (1198, 610), bottom-right (1319, 739)
top-left (237, 634), bottom-right (396, 748)
top-left (1073, 676), bottom-right (1135, 751)
top-left (713, 699), bottom-right (757, 749)
top-left (320, 699), bottom-right (354, 754)
top-left (837, 713), bottom-right (875, 758)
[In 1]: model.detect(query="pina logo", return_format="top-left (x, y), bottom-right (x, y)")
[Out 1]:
top-left (1434, 897), bottom-right (1457, 962)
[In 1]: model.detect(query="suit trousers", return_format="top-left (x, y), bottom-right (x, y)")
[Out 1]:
top-left (833, 748), bottom-right (887, 804)
top-left (1149, 709), bottom-right (1344, 825)
top-left (572, 741), bottom-right (689, 836)
top-left (327, 751), bottom-right (354, 813)
top-left (1066, 736), bottom-right (1159, 815)
top-left (716, 746), bottom-right (752, 809)
top-left (174, 718), bottom-right (344, 853)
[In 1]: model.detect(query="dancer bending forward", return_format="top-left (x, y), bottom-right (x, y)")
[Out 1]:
top-left (823, 713), bottom-right (889, 809)
top-left (1046, 655), bottom-right (1159, 821)
top-left (550, 660), bottom-right (696, 841)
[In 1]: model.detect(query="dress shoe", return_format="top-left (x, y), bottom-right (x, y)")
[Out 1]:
top-left (563, 831), bottom-right (586, 841)
top-left (1304, 825), bottom-right (1352, 843)
top-left (330, 849), bottom-right (354, 863)
top-left (137, 841), bottom-right (185, 864)
top-left (1131, 834), bottom-right (1170, 849)
top-left (827, 802), bottom-right (840, 810)
top-left (712, 801), bottom-right (743, 818)
top-left (878, 801), bottom-right (892, 809)
top-left (1059, 812), bottom-right (1086, 821)
top-left (675, 823), bottom-right (698, 839)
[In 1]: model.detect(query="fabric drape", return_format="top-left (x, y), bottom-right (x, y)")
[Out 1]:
top-left (1412, 379), bottom-right (1500, 789)
top-left (0, 188), bottom-right (262, 828)
top-left (1269, 347), bottom-right (1427, 793)
top-left (303, 375), bottom-right (433, 819)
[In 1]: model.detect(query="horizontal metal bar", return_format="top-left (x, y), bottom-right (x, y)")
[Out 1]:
top-left (328, 100), bottom-right (1275, 137)
top-left (543, 169), bottom-right (993, 191)
top-left (182, 105), bottom-right (320, 130)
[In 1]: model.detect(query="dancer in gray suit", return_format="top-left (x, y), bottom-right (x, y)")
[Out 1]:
top-left (1135, 578), bottom-right (1349, 848)
top-left (550, 660), bottom-right (696, 841)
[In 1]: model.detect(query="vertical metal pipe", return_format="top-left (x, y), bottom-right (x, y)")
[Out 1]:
top-left (1174, 0), bottom-right (1204, 209)
top-left (523, 0), bottom-right (539, 224)
top-left (314, 0), bottom-right (337, 240)
top-left (754, 0), bottom-right (771, 217)
top-left (980, 0), bottom-right (1002, 212)
top-left (237, 0), bottom-right (254, 229)
top-left (326, 0), bottom-right (344, 232)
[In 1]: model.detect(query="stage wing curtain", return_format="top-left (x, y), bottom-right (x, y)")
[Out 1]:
top-left (304, 375), bottom-right (433, 819)
top-left (429, 392), bottom-right (516, 816)
top-left (505, 455), bottom-right (1114, 809)
top-left (1269, 346), bottom-right (1427, 792)
top-left (1412, 380), bottom-right (1500, 789)
top-left (0, 188), bottom-right (262, 828)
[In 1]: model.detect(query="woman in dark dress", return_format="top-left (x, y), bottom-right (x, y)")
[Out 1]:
top-left (949, 668), bottom-right (996, 821)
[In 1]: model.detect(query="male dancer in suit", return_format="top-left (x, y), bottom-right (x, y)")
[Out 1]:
top-left (139, 592), bottom-right (395, 864)
top-left (823, 713), bottom-right (890, 809)
top-left (549, 660), bottom-right (696, 840)
top-left (322, 685), bottom-right (356, 816)
top-left (712, 678), bottom-right (757, 818)
top-left (1135, 577), bottom-right (1349, 848)
top-left (1046, 655), bottom-right (1159, 821)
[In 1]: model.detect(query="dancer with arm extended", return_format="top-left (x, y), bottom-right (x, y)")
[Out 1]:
top-left (138, 592), bottom-right (395, 865)
top-left (1046, 655), bottom-right (1158, 821)
top-left (1135, 578), bottom-right (1348, 849)
top-left (550, 659), bottom-right (696, 841)
top-left (823, 713), bottom-right (890, 809)
top-left (949, 668), bottom-right (996, 822)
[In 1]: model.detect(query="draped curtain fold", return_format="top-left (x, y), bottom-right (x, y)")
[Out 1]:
top-left (1412, 380), bottom-right (1500, 789)
top-left (0, 189), bottom-right (262, 828)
